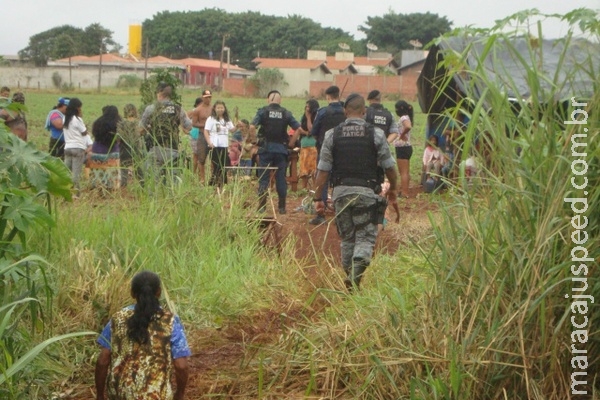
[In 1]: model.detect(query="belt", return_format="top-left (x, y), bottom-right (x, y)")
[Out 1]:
top-left (336, 177), bottom-right (378, 190)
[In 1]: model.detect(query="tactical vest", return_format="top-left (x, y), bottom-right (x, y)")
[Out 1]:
top-left (365, 104), bottom-right (393, 137)
top-left (258, 104), bottom-right (290, 145)
top-left (149, 102), bottom-right (181, 150)
top-left (316, 104), bottom-right (346, 149)
top-left (331, 122), bottom-right (380, 190)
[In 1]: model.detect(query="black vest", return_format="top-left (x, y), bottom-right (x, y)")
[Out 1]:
top-left (365, 104), bottom-right (393, 137)
top-left (149, 101), bottom-right (181, 150)
top-left (331, 122), bottom-right (379, 189)
top-left (259, 104), bottom-right (291, 145)
top-left (316, 103), bottom-right (346, 149)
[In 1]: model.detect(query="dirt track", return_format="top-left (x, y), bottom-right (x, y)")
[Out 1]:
top-left (69, 185), bottom-right (436, 399)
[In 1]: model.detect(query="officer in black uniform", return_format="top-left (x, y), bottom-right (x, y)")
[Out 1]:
top-left (313, 93), bottom-right (399, 291)
top-left (309, 85), bottom-right (346, 225)
top-left (250, 90), bottom-right (304, 214)
top-left (365, 89), bottom-right (399, 143)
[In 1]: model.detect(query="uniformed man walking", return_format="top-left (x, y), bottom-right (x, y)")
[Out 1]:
top-left (309, 85), bottom-right (346, 225)
top-left (312, 93), bottom-right (399, 290)
top-left (250, 90), bottom-right (304, 214)
top-left (365, 89), bottom-right (399, 144)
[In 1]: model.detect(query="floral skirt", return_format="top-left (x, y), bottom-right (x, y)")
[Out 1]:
top-left (299, 146), bottom-right (317, 177)
top-left (88, 152), bottom-right (121, 189)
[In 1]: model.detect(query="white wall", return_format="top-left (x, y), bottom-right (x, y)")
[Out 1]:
top-left (0, 66), bottom-right (146, 90)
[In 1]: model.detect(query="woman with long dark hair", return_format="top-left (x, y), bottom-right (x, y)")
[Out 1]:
top-left (204, 100), bottom-right (236, 187)
top-left (63, 98), bottom-right (89, 193)
top-left (298, 98), bottom-right (319, 190)
top-left (393, 100), bottom-right (414, 198)
top-left (95, 271), bottom-right (190, 399)
top-left (90, 105), bottom-right (122, 190)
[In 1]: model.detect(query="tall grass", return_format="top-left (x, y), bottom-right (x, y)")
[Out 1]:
top-left (18, 14), bottom-right (599, 396)
top-left (244, 12), bottom-right (599, 399)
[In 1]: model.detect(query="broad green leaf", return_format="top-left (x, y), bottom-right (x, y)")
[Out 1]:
top-left (0, 331), bottom-right (97, 385)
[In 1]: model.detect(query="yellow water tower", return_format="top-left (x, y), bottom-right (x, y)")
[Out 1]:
top-left (128, 24), bottom-right (142, 58)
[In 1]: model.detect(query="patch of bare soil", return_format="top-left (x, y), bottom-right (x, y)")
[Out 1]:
top-left (185, 185), bottom-right (438, 398)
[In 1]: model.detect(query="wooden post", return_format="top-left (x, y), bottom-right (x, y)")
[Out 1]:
top-left (286, 150), bottom-right (299, 192)
top-left (97, 39), bottom-right (103, 93)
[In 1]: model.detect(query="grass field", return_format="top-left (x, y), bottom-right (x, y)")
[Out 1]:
top-left (5, 22), bottom-right (599, 397)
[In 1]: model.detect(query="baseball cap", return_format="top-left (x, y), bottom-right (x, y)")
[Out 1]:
top-left (58, 97), bottom-right (70, 106)
top-left (367, 90), bottom-right (381, 101)
top-left (202, 89), bottom-right (212, 98)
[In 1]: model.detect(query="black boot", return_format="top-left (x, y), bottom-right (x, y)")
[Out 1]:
top-left (278, 197), bottom-right (286, 214)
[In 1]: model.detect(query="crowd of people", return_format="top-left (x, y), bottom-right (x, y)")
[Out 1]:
top-left (1, 83), bottom-right (465, 203)
top-left (1, 83), bottom-right (481, 397)
top-left (2, 83), bottom-right (472, 285)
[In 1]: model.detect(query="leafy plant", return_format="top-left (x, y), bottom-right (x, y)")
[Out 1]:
top-left (0, 125), bottom-right (72, 258)
top-left (0, 122), bottom-right (75, 398)
top-left (139, 67), bottom-right (182, 108)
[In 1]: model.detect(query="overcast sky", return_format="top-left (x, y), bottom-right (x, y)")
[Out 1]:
top-left (2, 0), bottom-right (597, 55)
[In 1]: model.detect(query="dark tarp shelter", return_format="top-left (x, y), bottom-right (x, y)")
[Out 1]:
top-left (417, 35), bottom-right (599, 115)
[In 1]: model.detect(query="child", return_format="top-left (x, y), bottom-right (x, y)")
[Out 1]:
top-left (423, 135), bottom-right (445, 181)
top-left (237, 119), bottom-right (255, 177)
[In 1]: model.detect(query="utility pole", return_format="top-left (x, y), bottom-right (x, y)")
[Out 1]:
top-left (97, 37), bottom-right (103, 93)
top-left (144, 37), bottom-right (149, 80)
top-left (218, 33), bottom-right (229, 91)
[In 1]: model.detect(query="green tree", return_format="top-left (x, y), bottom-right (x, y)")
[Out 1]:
top-left (19, 24), bottom-right (117, 66)
top-left (19, 25), bottom-right (82, 66)
top-left (359, 11), bottom-right (452, 54)
top-left (141, 9), bottom-right (358, 69)
top-left (80, 23), bottom-right (118, 55)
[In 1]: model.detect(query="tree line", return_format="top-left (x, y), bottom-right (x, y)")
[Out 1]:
top-left (19, 9), bottom-right (452, 68)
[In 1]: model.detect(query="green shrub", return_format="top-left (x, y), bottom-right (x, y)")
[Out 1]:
top-left (51, 72), bottom-right (62, 89)
top-left (139, 67), bottom-right (182, 107)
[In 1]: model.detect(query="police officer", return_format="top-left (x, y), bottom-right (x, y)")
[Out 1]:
top-left (313, 93), bottom-right (399, 290)
top-left (139, 83), bottom-right (192, 184)
top-left (365, 89), bottom-right (399, 144)
top-left (309, 85), bottom-right (346, 225)
top-left (250, 90), bottom-right (304, 214)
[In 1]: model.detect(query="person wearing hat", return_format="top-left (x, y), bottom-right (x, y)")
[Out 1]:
top-left (250, 90), bottom-right (304, 214)
top-left (189, 89), bottom-right (213, 183)
top-left (365, 90), bottom-right (399, 143)
top-left (45, 97), bottom-right (70, 158)
top-left (312, 93), bottom-right (399, 291)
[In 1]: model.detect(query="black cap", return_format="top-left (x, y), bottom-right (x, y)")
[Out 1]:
top-left (344, 92), bottom-right (362, 108)
top-left (367, 90), bottom-right (381, 100)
